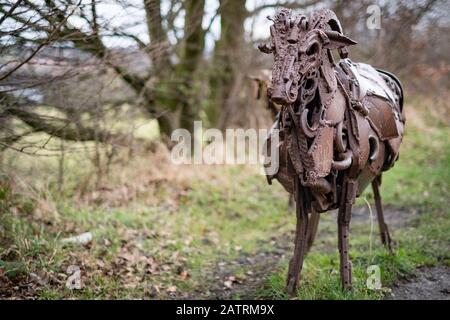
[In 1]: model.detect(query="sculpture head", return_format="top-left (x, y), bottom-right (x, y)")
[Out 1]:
top-left (259, 9), bottom-right (358, 210)
top-left (258, 9), bottom-right (357, 105)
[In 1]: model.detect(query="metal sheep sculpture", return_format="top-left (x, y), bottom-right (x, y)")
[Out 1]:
top-left (259, 8), bottom-right (405, 294)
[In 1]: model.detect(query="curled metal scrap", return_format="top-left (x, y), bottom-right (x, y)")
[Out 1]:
top-left (259, 8), bottom-right (405, 294)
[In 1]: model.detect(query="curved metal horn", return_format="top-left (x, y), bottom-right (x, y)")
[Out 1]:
top-left (285, 79), bottom-right (298, 104)
top-left (323, 30), bottom-right (357, 48)
top-left (304, 177), bottom-right (332, 194)
top-left (300, 109), bottom-right (319, 138)
top-left (369, 136), bottom-right (379, 161)
top-left (309, 9), bottom-right (343, 33)
top-left (332, 150), bottom-right (353, 171)
top-left (334, 121), bottom-right (347, 154)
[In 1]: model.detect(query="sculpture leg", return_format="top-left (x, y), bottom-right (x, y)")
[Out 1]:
top-left (306, 209), bottom-right (320, 252)
top-left (286, 177), bottom-right (309, 295)
top-left (371, 176), bottom-right (393, 252)
top-left (337, 177), bottom-right (357, 290)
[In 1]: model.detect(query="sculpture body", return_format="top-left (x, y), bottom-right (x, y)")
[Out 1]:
top-left (259, 9), bottom-right (405, 294)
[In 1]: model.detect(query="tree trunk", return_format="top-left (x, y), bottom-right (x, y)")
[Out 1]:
top-left (209, 0), bottom-right (247, 128)
top-left (144, 0), bottom-right (172, 78)
top-left (145, 0), bottom-right (206, 136)
top-left (176, 0), bottom-right (206, 134)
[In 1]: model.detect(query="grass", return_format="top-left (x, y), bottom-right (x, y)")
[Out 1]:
top-left (0, 162), bottom-right (292, 299)
top-left (0, 96), bottom-right (449, 299)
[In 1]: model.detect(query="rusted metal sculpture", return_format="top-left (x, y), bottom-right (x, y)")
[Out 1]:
top-left (259, 9), bottom-right (405, 294)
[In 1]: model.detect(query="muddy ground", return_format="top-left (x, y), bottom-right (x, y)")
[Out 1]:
top-left (387, 265), bottom-right (450, 300)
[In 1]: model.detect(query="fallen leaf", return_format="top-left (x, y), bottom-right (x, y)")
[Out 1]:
top-left (29, 273), bottom-right (47, 286)
top-left (224, 280), bottom-right (233, 289)
top-left (162, 264), bottom-right (171, 271)
top-left (167, 285), bottom-right (177, 293)
top-left (179, 270), bottom-right (189, 280)
top-left (96, 259), bottom-right (105, 268)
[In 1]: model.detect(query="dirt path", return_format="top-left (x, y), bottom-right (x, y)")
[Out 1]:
top-left (387, 265), bottom-right (450, 300)
top-left (205, 235), bottom-right (291, 299)
top-left (201, 206), bottom-right (449, 300)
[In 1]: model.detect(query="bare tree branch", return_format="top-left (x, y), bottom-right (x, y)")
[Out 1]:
top-left (0, 0), bottom-right (24, 26)
top-left (247, 0), bottom-right (321, 16)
